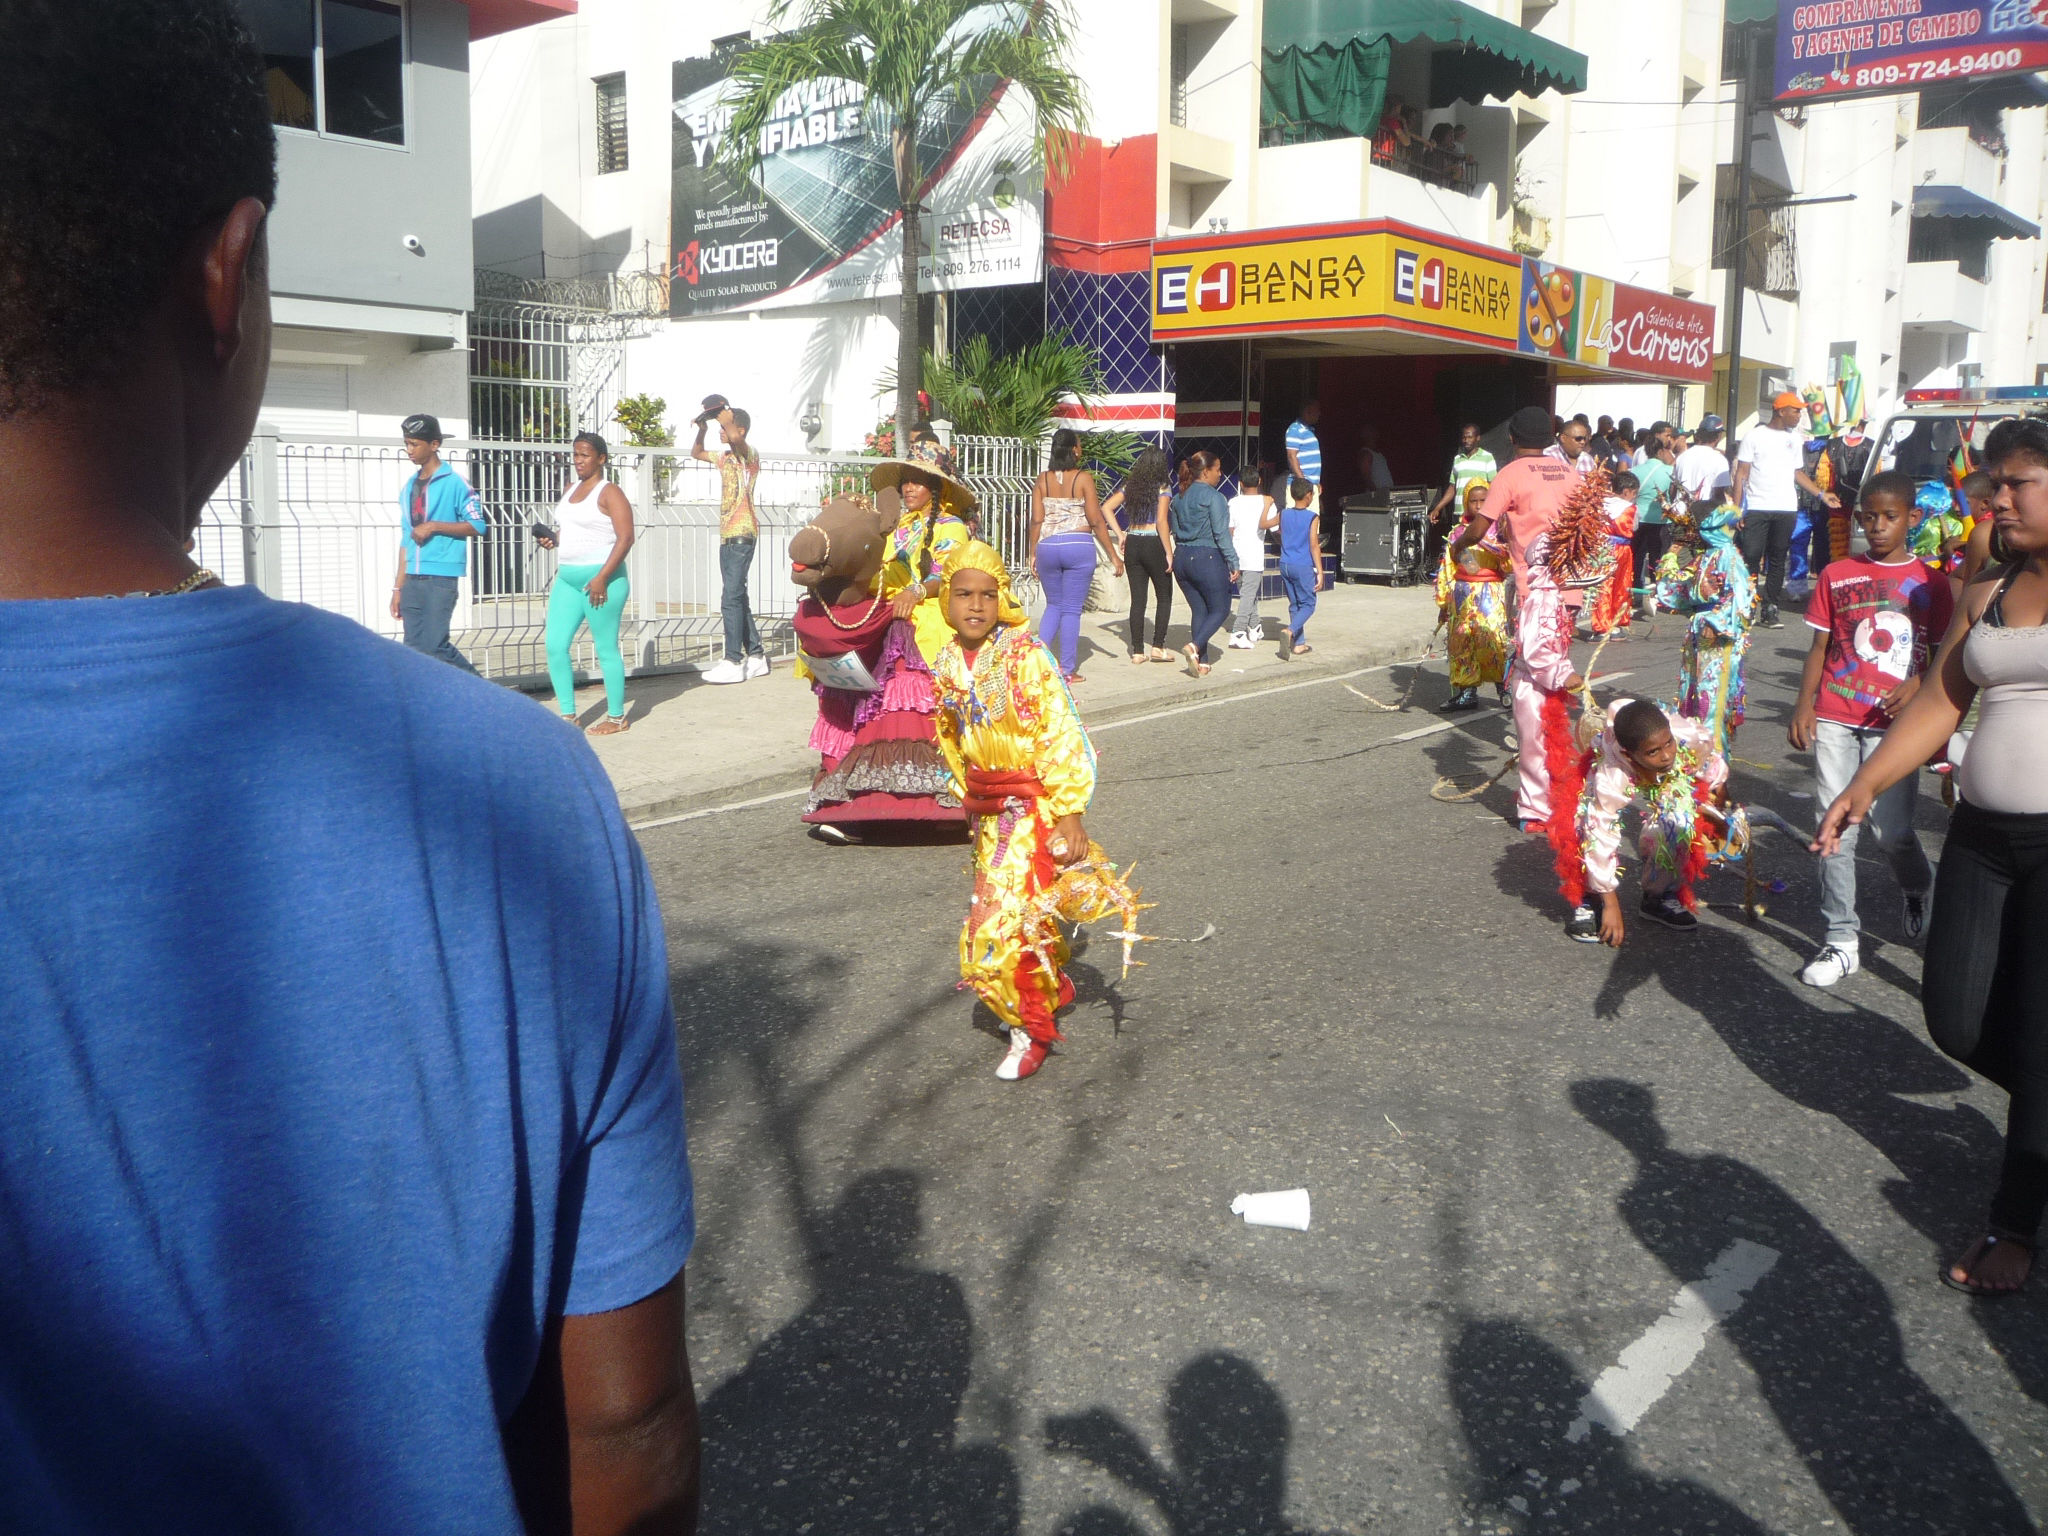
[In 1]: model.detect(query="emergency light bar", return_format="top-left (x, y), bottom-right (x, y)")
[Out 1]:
top-left (1903, 385), bottom-right (2048, 404)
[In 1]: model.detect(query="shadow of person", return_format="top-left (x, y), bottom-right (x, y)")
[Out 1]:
top-left (1572, 1079), bottom-right (2038, 1536)
top-left (1584, 917), bottom-right (2048, 1409)
top-left (1448, 1316), bottom-right (1771, 1531)
top-left (698, 1170), bottom-right (1018, 1536)
top-left (1045, 1352), bottom-right (1321, 1536)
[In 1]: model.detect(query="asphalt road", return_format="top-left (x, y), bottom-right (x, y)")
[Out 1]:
top-left (639, 615), bottom-right (2048, 1536)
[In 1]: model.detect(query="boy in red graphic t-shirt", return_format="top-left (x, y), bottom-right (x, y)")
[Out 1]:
top-left (1788, 470), bottom-right (1954, 988)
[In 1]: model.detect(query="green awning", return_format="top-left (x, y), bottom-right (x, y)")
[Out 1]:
top-left (1262, 37), bottom-right (1392, 143)
top-left (1723, 0), bottom-right (1777, 26)
top-left (1264, 0), bottom-right (1589, 102)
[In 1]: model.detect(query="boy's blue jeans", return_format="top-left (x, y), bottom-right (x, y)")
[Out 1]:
top-left (1814, 718), bottom-right (1931, 948)
top-left (720, 536), bottom-right (764, 661)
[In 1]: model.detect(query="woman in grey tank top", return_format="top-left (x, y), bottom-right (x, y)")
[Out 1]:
top-left (1816, 415), bottom-right (2048, 1295)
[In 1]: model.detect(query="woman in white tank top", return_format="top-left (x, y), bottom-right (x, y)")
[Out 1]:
top-left (1816, 417), bottom-right (2048, 1294)
top-left (536, 431), bottom-right (635, 734)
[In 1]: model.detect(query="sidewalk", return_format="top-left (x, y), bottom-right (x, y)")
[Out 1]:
top-left (562, 581), bottom-right (1443, 823)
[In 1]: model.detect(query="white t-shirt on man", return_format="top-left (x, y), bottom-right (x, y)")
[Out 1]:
top-left (1674, 443), bottom-right (1730, 507)
top-left (1228, 493), bottom-right (1273, 572)
top-left (1735, 423), bottom-right (1808, 513)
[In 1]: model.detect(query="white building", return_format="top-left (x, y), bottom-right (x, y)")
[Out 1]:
top-left (1705, 23), bottom-right (2048, 433)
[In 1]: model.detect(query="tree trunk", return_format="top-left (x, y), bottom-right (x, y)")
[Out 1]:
top-left (894, 124), bottom-right (922, 456)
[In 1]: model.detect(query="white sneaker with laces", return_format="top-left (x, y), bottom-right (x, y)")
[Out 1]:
top-left (744, 653), bottom-right (771, 679)
top-left (702, 658), bottom-right (747, 685)
top-left (1800, 944), bottom-right (1861, 988)
top-left (1228, 631), bottom-right (1252, 649)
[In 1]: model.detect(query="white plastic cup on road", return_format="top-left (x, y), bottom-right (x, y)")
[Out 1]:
top-left (1231, 1188), bottom-right (1311, 1231)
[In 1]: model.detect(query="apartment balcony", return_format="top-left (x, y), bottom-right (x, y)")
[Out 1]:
top-left (1256, 135), bottom-right (1494, 245)
top-left (1913, 124), bottom-right (2006, 204)
top-left (1903, 259), bottom-right (1988, 334)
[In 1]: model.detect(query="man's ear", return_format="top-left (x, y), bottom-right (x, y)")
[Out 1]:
top-left (201, 197), bottom-right (269, 364)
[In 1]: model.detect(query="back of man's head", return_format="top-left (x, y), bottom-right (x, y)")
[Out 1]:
top-left (0, 0), bottom-right (275, 422)
top-left (1508, 406), bottom-right (1555, 449)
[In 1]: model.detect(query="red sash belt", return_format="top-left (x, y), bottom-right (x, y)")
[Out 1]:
top-left (961, 768), bottom-right (1044, 817)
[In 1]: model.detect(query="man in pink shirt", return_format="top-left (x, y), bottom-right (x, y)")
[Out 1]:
top-left (1485, 407), bottom-right (1583, 592)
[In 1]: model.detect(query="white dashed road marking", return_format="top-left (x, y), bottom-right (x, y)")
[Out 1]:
top-left (1565, 1238), bottom-right (1781, 1443)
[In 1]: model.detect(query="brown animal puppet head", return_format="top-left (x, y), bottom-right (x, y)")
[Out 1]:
top-left (790, 496), bottom-right (890, 606)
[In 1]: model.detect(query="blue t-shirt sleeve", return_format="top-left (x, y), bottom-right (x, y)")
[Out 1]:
top-left (562, 807), bottom-right (694, 1316)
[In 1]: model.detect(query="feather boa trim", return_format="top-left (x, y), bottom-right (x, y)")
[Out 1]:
top-left (1543, 690), bottom-right (1596, 908)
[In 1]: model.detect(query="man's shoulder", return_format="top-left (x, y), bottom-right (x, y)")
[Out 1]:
top-left (277, 601), bottom-right (597, 764)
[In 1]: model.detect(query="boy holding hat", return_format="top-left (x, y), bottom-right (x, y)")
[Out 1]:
top-left (1732, 391), bottom-right (1839, 627)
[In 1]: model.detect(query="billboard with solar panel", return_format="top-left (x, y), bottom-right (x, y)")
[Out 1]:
top-left (669, 37), bottom-right (1043, 316)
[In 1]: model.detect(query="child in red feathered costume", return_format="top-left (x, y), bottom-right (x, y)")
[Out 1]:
top-left (1559, 697), bottom-right (1729, 946)
top-left (1506, 470), bottom-right (1614, 832)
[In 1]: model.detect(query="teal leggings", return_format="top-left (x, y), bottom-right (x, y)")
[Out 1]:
top-left (546, 563), bottom-right (629, 719)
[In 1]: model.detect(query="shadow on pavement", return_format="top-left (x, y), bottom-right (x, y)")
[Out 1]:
top-left (1448, 1316), bottom-right (1771, 1532)
top-left (696, 1170), bottom-right (1019, 1536)
top-left (1589, 913), bottom-right (2048, 1411)
top-left (1573, 1078), bottom-right (2039, 1535)
top-left (1044, 1352), bottom-right (1324, 1536)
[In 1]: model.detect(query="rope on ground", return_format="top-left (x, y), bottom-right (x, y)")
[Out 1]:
top-left (1344, 682), bottom-right (1406, 712)
top-left (1430, 754), bottom-right (1517, 803)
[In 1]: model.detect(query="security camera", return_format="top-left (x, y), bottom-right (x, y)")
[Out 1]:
top-left (402, 235), bottom-right (425, 255)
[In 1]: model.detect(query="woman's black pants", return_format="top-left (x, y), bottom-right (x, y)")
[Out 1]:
top-left (1923, 800), bottom-right (2048, 1236)
top-left (1124, 535), bottom-right (1173, 653)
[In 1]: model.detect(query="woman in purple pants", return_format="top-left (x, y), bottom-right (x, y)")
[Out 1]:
top-left (1029, 429), bottom-right (1124, 682)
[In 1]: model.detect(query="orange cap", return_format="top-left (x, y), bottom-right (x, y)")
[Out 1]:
top-left (1772, 391), bottom-right (1803, 411)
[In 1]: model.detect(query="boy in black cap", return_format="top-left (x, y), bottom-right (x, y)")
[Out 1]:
top-left (391, 411), bottom-right (487, 670)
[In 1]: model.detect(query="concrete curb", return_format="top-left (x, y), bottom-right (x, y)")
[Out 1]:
top-left (617, 613), bottom-right (1444, 827)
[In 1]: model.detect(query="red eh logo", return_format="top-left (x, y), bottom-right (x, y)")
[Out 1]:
top-left (1417, 257), bottom-right (1445, 309)
top-left (676, 241), bottom-right (702, 286)
top-left (1194, 261), bottom-right (1235, 311)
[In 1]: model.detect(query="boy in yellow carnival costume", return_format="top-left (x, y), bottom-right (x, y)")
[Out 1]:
top-left (931, 541), bottom-right (1139, 1080)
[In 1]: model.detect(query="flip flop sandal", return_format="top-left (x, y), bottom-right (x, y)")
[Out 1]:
top-left (1939, 1231), bottom-right (2034, 1296)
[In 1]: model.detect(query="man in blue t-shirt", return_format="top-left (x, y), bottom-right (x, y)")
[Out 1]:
top-left (392, 411), bottom-right (488, 671)
top-left (0, 7), bottom-right (699, 1531)
top-left (1285, 399), bottom-right (1324, 510)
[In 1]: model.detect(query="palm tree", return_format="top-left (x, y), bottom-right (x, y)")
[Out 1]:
top-left (718, 0), bottom-right (1087, 448)
top-left (882, 331), bottom-right (1142, 474)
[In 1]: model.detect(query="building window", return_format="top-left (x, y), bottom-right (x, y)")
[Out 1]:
top-left (595, 73), bottom-right (629, 174)
top-left (240, 0), bottom-right (405, 147)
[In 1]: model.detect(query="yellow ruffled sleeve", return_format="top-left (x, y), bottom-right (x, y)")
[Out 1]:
top-left (1013, 637), bottom-right (1096, 818)
top-left (931, 643), bottom-right (969, 801)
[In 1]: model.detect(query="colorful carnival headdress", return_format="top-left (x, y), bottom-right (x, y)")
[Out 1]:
top-left (1698, 505), bottom-right (1741, 547)
top-left (939, 538), bottom-right (1028, 626)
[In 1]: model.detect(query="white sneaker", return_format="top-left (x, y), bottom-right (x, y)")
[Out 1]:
top-left (1800, 944), bottom-right (1861, 988)
top-left (702, 658), bottom-right (747, 685)
top-left (744, 653), bottom-right (771, 679)
top-left (995, 1028), bottom-right (1033, 1080)
top-left (1227, 631), bottom-right (1252, 649)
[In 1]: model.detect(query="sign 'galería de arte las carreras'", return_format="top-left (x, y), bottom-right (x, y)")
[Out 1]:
top-left (1774, 0), bottom-right (2048, 102)
top-left (1149, 221), bottom-right (1715, 385)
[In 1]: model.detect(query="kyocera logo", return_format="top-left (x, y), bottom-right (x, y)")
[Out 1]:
top-left (702, 238), bottom-right (780, 275)
top-left (1157, 261), bottom-right (1235, 315)
top-left (1392, 250), bottom-right (1445, 309)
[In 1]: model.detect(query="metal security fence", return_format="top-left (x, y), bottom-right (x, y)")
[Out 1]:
top-left (199, 430), bottom-right (1034, 689)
